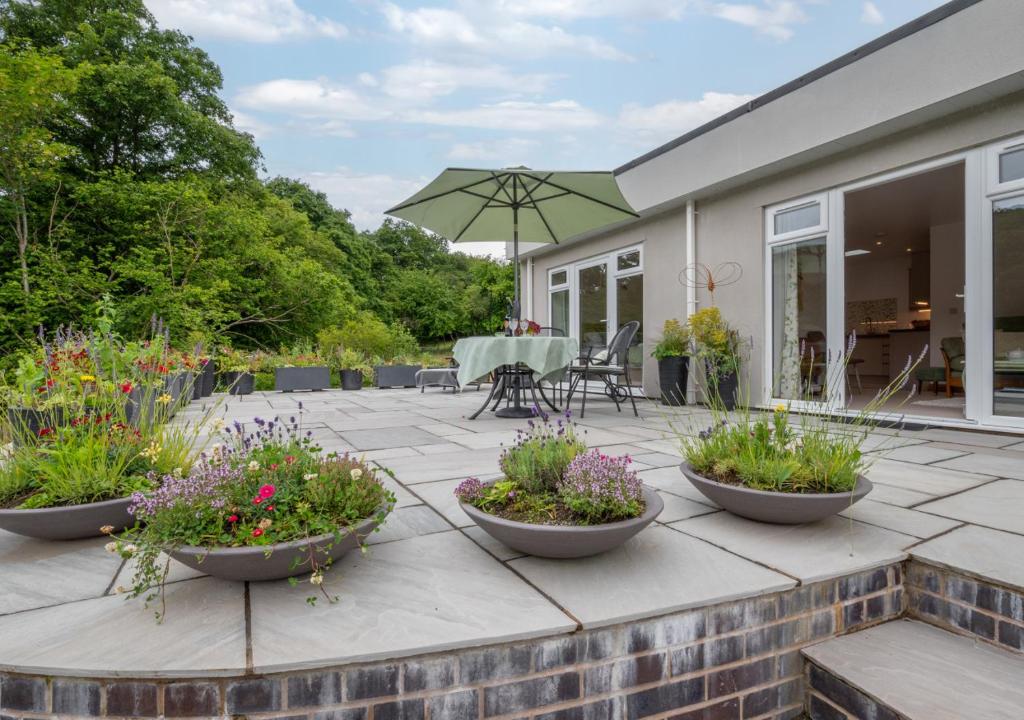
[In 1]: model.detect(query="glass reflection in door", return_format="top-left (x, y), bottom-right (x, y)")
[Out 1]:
top-left (992, 195), bottom-right (1024, 418)
top-left (578, 263), bottom-right (608, 353)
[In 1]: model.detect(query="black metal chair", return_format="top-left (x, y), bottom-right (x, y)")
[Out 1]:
top-left (565, 321), bottom-right (640, 418)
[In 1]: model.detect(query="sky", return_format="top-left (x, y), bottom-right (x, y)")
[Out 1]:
top-left (144, 0), bottom-right (950, 256)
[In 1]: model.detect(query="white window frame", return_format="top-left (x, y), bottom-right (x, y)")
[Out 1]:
top-left (763, 194), bottom-right (840, 410)
top-left (986, 135), bottom-right (1024, 195)
top-left (547, 266), bottom-right (570, 336)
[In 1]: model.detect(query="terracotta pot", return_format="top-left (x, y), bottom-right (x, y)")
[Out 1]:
top-left (460, 485), bottom-right (663, 559)
top-left (167, 512), bottom-right (384, 582)
top-left (0, 497), bottom-right (133, 540)
top-left (680, 462), bottom-right (872, 524)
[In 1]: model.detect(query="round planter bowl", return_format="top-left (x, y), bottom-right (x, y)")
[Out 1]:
top-left (460, 485), bottom-right (664, 559)
top-left (0, 497), bottom-right (133, 541)
top-left (167, 512), bottom-right (383, 582)
top-left (680, 462), bottom-right (872, 525)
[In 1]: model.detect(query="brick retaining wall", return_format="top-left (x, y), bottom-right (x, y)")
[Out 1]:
top-left (0, 565), bottom-right (903, 720)
top-left (906, 561), bottom-right (1024, 654)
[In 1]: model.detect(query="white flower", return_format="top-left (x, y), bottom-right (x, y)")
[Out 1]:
top-left (210, 443), bottom-right (222, 455)
top-left (123, 543), bottom-right (138, 555)
top-left (212, 418), bottom-right (226, 432)
top-left (104, 542), bottom-right (118, 553)
top-left (172, 467), bottom-right (183, 478)
top-left (303, 473), bottom-right (318, 481)
top-left (350, 468), bottom-right (363, 480)
top-left (248, 461), bottom-right (260, 472)
top-left (309, 571), bottom-right (324, 585)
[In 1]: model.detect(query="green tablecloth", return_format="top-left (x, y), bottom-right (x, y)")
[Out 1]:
top-left (453, 336), bottom-right (579, 387)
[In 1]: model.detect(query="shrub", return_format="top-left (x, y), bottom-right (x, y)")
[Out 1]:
top-left (652, 318), bottom-right (691, 360)
top-left (337, 312), bottom-right (418, 360)
top-left (558, 450), bottom-right (644, 523)
top-left (499, 412), bottom-right (585, 494)
top-left (689, 306), bottom-right (740, 378)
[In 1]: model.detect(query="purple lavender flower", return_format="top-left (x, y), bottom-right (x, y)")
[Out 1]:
top-left (454, 477), bottom-right (485, 503)
top-left (558, 450), bottom-right (643, 523)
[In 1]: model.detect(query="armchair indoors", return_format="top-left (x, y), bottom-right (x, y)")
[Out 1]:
top-left (940, 336), bottom-right (965, 398)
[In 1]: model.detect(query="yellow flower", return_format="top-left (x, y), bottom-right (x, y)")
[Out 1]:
top-left (774, 403), bottom-right (787, 414)
top-left (157, 393), bottom-right (172, 404)
top-left (139, 440), bottom-right (162, 464)
top-left (79, 374), bottom-right (96, 382)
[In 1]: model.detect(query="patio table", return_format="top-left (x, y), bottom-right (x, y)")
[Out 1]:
top-left (454, 335), bottom-right (578, 419)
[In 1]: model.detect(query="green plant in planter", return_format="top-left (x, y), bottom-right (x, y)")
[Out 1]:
top-left (113, 410), bottom-right (395, 617)
top-left (455, 412), bottom-right (645, 526)
top-left (334, 348), bottom-right (371, 377)
top-left (678, 335), bottom-right (927, 495)
top-left (217, 347), bottom-right (258, 373)
top-left (652, 319), bottom-right (691, 360)
top-left (689, 306), bottom-right (740, 378)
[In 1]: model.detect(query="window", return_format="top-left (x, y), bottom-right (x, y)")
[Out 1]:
top-left (551, 269), bottom-right (567, 286)
top-left (771, 238), bottom-right (828, 399)
top-left (1000, 147), bottom-right (1024, 184)
top-left (773, 202), bottom-right (820, 235)
top-left (617, 250), bottom-right (640, 271)
top-left (548, 267), bottom-right (570, 336)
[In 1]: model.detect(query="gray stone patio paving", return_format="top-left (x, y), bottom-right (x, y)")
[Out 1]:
top-left (2, 387), bottom-right (1023, 676)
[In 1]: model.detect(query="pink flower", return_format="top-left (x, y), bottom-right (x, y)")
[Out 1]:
top-left (284, 455), bottom-right (296, 465)
top-left (251, 528), bottom-right (263, 537)
top-left (258, 484), bottom-right (276, 499)
top-left (252, 496), bottom-right (263, 505)
top-left (228, 514), bottom-right (238, 523)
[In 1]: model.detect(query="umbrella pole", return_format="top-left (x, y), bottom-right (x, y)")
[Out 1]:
top-left (512, 207), bottom-right (520, 321)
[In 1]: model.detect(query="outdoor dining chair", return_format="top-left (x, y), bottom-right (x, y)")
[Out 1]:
top-left (565, 321), bottom-right (640, 418)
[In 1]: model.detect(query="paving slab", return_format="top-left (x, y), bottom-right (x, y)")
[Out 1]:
top-left (913, 428), bottom-right (1021, 449)
top-left (863, 482), bottom-right (936, 508)
top-left (368, 504), bottom-right (451, 545)
top-left (838, 500), bottom-right (961, 540)
top-left (0, 532), bottom-right (123, 615)
top-left (412, 478), bottom-right (474, 528)
top-left (637, 466), bottom-right (718, 507)
top-left (250, 531), bottom-right (575, 672)
top-left (632, 451), bottom-right (687, 468)
top-left (362, 446), bottom-right (423, 462)
top-left (382, 447), bottom-right (502, 484)
top-left (670, 513), bottom-right (914, 583)
top-left (0, 578), bottom-right (246, 677)
top-left (934, 452), bottom-right (1024, 480)
top-left (509, 525), bottom-right (794, 628)
top-left (864, 458), bottom-right (993, 497)
top-left (869, 443), bottom-right (970, 465)
top-left (914, 479), bottom-right (1024, 535)
top-left (802, 620), bottom-right (1024, 720)
top-left (655, 492), bottom-right (720, 523)
top-left (341, 426), bottom-right (444, 450)
top-left (460, 526), bottom-right (525, 561)
top-left (910, 524), bottom-right (1024, 591)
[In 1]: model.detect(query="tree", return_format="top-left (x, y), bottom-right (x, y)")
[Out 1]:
top-left (0, 45), bottom-right (79, 294)
top-left (0, 0), bottom-right (260, 180)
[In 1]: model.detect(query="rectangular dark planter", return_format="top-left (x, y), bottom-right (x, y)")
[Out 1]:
top-left (201, 360), bottom-right (216, 397)
top-left (340, 369), bottom-right (364, 390)
top-left (274, 366), bottom-right (331, 392)
top-left (220, 371), bottom-right (255, 395)
top-left (374, 365), bottom-right (421, 389)
top-left (6, 407), bottom-right (64, 446)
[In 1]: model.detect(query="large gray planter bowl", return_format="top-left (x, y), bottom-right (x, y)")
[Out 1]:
top-left (460, 485), bottom-right (664, 559)
top-left (167, 512), bottom-right (384, 582)
top-left (680, 462), bottom-right (872, 524)
top-left (0, 497), bottom-right (133, 540)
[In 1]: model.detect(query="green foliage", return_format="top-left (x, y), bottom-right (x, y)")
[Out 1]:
top-left (499, 413), bottom-right (586, 495)
top-left (652, 318), bottom-right (691, 360)
top-left (689, 306), bottom-right (741, 377)
top-left (0, 3), bottom-right (514, 364)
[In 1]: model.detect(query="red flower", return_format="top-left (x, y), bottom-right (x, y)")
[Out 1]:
top-left (45, 378), bottom-right (55, 388)
top-left (284, 455), bottom-right (296, 465)
top-left (157, 364), bottom-right (168, 374)
top-left (266, 505), bottom-right (275, 512)
top-left (252, 496), bottom-right (263, 505)
top-left (269, 463), bottom-right (279, 471)
top-left (38, 427), bottom-right (54, 437)
top-left (228, 514), bottom-right (239, 523)
top-left (120, 381), bottom-right (133, 394)
top-left (258, 484), bottom-right (276, 499)
top-left (251, 528), bottom-right (263, 537)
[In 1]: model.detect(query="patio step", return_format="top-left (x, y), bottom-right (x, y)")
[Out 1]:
top-left (801, 619), bottom-right (1024, 720)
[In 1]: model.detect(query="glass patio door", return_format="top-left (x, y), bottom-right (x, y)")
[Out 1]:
top-left (577, 259), bottom-right (609, 353)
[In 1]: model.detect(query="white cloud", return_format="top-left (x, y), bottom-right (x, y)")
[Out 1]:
top-left (230, 109), bottom-right (274, 139)
top-left (381, 3), bottom-right (632, 61)
top-left (447, 137), bottom-right (540, 163)
top-left (145, 0), bottom-right (346, 42)
top-left (235, 78), bottom-right (390, 122)
top-left (410, 100), bottom-right (604, 131)
top-left (380, 61), bottom-right (553, 102)
top-left (861, 1), bottom-right (884, 25)
top-left (302, 169), bottom-right (425, 231)
top-left (618, 91), bottom-right (756, 143)
top-left (489, 0), bottom-right (688, 21)
top-left (709, 1), bottom-right (807, 41)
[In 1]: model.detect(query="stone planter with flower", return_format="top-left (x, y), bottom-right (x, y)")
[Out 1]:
top-left (112, 408), bottom-right (395, 616)
top-left (456, 412), bottom-right (663, 558)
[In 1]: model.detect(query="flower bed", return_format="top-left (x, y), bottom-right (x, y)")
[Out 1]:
top-left (113, 407), bottom-right (395, 614)
top-left (454, 412), bottom-right (661, 557)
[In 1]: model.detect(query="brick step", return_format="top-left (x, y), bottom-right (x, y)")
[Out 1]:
top-left (801, 619), bottom-right (1024, 720)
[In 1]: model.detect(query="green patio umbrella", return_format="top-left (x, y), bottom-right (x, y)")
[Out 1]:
top-left (385, 167), bottom-right (638, 319)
